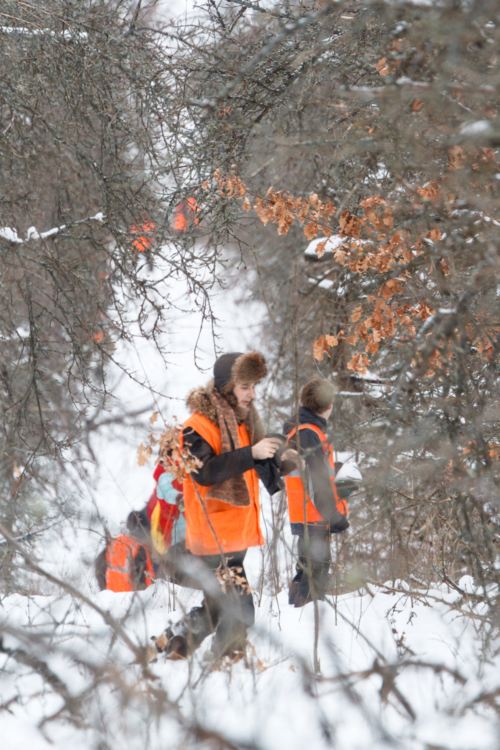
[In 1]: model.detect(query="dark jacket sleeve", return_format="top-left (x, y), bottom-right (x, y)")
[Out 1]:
top-left (183, 427), bottom-right (255, 487)
top-left (289, 428), bottom-right (344, 526)
top-left (254, 457), bottom-right (283, 496)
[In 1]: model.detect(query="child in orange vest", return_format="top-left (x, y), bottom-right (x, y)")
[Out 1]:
top-left (284, 378), bottom-right (354, 607)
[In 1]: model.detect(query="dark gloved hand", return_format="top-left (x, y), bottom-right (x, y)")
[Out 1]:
top-left (330, 515), bottom-right (350, 533)
top-left (334, 480), bottom-right (359, 499)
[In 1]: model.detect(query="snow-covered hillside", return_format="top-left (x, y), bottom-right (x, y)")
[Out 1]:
top-left (2, 565), bottom-right (498, 750)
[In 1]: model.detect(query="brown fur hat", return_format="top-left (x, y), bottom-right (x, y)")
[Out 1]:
top-left (300, 378), bottom-right (336, 414)
top-left (214, 350), bottom-right (267, 393)
top-left (232, 350), bottom-right (267, 384)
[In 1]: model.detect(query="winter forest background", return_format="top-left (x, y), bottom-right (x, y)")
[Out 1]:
top-left (2, 0), bottom-right (500, 748)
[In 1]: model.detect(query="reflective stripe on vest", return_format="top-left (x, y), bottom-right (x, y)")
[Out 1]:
top-left (285, 423), bottom-right (348, 526)
top-left (105, 534), bottom-right (155, 592)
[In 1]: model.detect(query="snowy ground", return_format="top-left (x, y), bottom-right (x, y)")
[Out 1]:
top-left (2, 567), bottom-right (499, 750)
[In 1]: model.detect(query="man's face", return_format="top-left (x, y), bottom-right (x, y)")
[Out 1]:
top-left (233, 382), bottom-right (256, 408)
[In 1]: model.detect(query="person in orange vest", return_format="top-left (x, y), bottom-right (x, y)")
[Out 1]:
top-left (95, 511), bottom-right (155, 593)
top-left (283, 378), bottom-right (352, 608)
top-left (155, 351), bottom-right (288, 661)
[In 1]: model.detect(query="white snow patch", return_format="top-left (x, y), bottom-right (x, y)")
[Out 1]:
top-left (308, 276), bottom-right (335, 289)
top-left (460, 120), bottom-right (492, 136)
top-left (0, 226), bottom-right (22, 243)
top-left (0, 25), bottom-right (88, 40)
top-left (304, 235), bottom-right (345, 257)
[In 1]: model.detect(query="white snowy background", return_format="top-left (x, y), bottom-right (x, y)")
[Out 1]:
top-left (2, 3), bottom-right (500, 749)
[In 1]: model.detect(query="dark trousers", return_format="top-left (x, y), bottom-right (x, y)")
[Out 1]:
top-left (174, 550), bottom-right (254, 656)
top-left (290, 527), bottom-right (331, 604)
top-left (156, 541), bottom-right (203, 589)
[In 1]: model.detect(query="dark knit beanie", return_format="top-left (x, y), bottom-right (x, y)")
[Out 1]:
top-left (214, 352), bottom-right (243, 391)
top-left (213, 351), bottom-right (268, 392)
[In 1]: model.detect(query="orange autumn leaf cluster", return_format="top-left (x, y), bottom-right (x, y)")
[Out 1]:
top-left (307, 193), bottom-right (436, 365)
top-left (448, 146), bottom-right (498, 173)
top-left (93, 330), bottom-right (105, 343)
top-left (339, 209), bottom-right (363, 238)
top-left (474, 331), bottom-right (499, 361)
top-left (347, 297), bottom-right (396, 353)
top-left (489, 443), bottom-right (500, 460)
top-left (347, 353), bottom-right (370, 375)
top-left (137, 419), bottom-right (202, 479)
top-left (313, 291), bottom-right (432, 364)
top-left (137, 442), bottom-right (153, 467)
top-left (213, 168), bottom-right (248, 200)
top-left (253, 189), bottom-right (336, 238)
top-left (416, 180), bottom-right (441, 203)
top-left (463, 440), bottom-right (500, 460)
top-left (209, 170), bottom-right (335, 239)
top-left (375, 57), bottom-right (391, 77)
top-left (375, 40), bottom-right (404, 77)
top-left (131, 220), bottom-right (155, 252)
top-left (174, 197), bottom-right (199, 232)
top-left (465, 316), bottom-right (500, 363)
top-left (209, 170), bottom-right (496, 377)
top-left (424, 348), bottom-right (445, 379)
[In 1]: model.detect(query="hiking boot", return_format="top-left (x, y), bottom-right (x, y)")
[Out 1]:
top-left (152, 629), bottom-right (189, 659)
top-left (153, 631), bottom-right (170, 653)
top-left (294, 592), bottom-right (312, 608)
top-left (288, 570), bottom-right (303, 605)
top-left (165, 634), bottom-right (189, 660)
top-left (153, 604), bottom-right (215, 660)
top-left (293, 571), bottom-right (328, 607)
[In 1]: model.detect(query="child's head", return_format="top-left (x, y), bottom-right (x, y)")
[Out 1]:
top-left (301, 378), bottom-right (336, 418)
top-left (213, 351), bottom-right (267, 408)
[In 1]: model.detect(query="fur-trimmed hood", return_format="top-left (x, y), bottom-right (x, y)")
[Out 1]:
top-left (186, 380), bottom-right (266, 445)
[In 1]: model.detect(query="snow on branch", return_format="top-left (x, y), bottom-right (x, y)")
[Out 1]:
top-left (0, 212), bottom-right (105, 244)
top-left (0, 25), bottom-right (88, 40)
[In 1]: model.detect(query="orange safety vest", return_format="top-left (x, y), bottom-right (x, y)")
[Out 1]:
top-left (181, 413), bottom-right (263, 556)
top-left (105, 534), bottom-right (155, 592)
top-left (285, 423), bottom-right (348, 527)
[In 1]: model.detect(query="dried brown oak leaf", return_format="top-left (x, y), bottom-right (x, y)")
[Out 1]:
top-left (304, 221), bottom-right (319, 240)
top-left (339, 210), bottom-right (363, 238)
top-left (137, 443), bottom-right (153, 467)
top-left (313, 334), bottom-right (339, 361)
top-left (348, 353), bottom-right (370, 375)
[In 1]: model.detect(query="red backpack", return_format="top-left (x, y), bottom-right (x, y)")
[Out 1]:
top-left (146, 464), bottom-right (183, 553)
